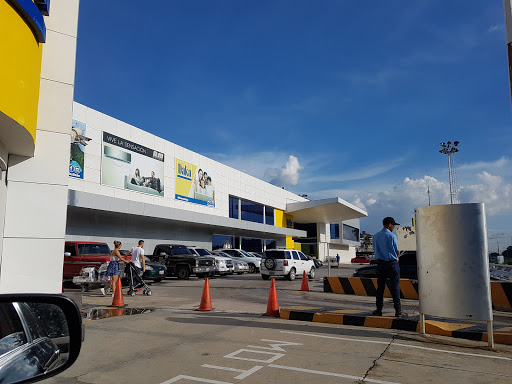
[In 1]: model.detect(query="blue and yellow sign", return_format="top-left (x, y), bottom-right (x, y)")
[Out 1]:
top-left (175, 159), bottom-right (215, 207)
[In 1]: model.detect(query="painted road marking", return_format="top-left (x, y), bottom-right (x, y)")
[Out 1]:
top-left (162, 375), bottom-right (233, 384)
top-left (224, 349), bottom-right (285, 363)
top-left (246, 339), bottom-right (302, 351)
top-left (269, 364), bottom-right (400, 384)
top-left (201, 365), bottom-right (264, 380)
top-left (280, 330), bottom-right (512, 361)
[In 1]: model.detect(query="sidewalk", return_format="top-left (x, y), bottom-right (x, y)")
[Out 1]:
top-left (280, 304), bottom-right (512, 345)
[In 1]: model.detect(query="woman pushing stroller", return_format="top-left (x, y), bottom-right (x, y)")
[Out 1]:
top-left (101, 240), bottom-right (129, 297)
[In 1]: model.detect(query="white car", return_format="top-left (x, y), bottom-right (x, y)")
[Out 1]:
top-left (260, 249), bottom-right (315, 281)
top-left (216, 251), bottom-right (249, 274)
top-left (188, 247), bottom-right (234, 276)
top-left (213, 249), bottom-right (261, 273)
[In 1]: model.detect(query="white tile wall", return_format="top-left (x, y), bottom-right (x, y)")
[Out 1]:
top-left (3, 182), bottom-right (68, 238)
top-left (40, 30), bottom-right (77, 85)
top-left (36, 79), bottom-right (74, 134)
top-left (44, 0), bottom-right (79, 37)
top-left (7, 130), bottom-right (69, 185)
top-left (71, 102), bottom-right (309, 222)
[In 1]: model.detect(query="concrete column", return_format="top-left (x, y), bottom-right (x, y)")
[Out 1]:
top-left (0, 0), bottom-right (80, 293)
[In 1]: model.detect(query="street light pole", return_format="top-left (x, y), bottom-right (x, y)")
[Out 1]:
top-left (439, 141), bottom-right (460, 204)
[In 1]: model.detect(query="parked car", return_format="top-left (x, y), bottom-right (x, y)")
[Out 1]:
top-left (151, 244), bottom-right (215, 279)
top-left (213, 249), bottom-right (261, 273)
top-left (188, 247), bottom-right (234, 276)
top-left (119, 250), bottom-right (167, 282)
top-left (63, 241), bottom-right (112, 280)
top-left (352, 251), bottom-right (418, 279)
top-left (307, 256), bottom-right (323, 268)
top-left (261, 249), bottom-right (315, 281)
top-left (351, 255), bottom-right (371, 264)
top-left (0, 294), bottom-right (82, 383)
top-left (249, 252), bottom-right (262, 258)
top-left (216, 252), bottom-right (250, 274)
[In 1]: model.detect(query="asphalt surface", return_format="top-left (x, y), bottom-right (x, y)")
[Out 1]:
top-left (49, 264), bottom-right (512, 384)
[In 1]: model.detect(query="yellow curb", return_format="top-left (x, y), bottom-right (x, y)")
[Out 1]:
top-left (365, 316), bottom-right (394, 329)
top-left (418, 320), bottom-right (474, 337)
top-left (312, 312), bottom-right (343, 324)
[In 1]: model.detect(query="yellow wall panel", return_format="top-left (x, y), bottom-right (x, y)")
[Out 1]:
top-left (0, 0), bottom-right (43, 142)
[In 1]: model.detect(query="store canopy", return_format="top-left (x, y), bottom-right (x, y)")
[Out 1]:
top-left (285, 197), bottom-right (367, 224)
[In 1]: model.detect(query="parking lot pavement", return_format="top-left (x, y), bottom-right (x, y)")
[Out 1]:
top-left (55, 272), bottom-right (512, 384)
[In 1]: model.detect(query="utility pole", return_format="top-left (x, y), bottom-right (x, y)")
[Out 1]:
top-left (439, 141), bottom-right (460, 204)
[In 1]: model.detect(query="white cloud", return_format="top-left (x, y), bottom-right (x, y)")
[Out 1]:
top-left (266, 155), bottom-right (303, 187)
top-left (322, 173), bottom-right (512, 233)
top-left (457, 156), bottom-right (510, 172)
top-left (488, 24), bottom-right (505, 33)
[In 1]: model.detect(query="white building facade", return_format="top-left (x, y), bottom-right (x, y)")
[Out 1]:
top-left (66, 102), bottom-right (367, 262)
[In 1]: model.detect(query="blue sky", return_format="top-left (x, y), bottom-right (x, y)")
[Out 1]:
top-left (74, 1), bottom-right (512, 251)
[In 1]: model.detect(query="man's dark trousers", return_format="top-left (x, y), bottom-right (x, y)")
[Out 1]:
top-left (376, 260), bottom-right (401, 313)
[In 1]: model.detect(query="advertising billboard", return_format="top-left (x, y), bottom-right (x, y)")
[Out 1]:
top-left (69, 119), bottom-right (86, 179)
top-left (175, 158), bottom-right (215, 207)
top-left (101, 132), bottom-right (165, 196)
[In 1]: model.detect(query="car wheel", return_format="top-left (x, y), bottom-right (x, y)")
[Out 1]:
top-left (262, 274), bottom-right (270, 280)
top-left (153, 278), bottom-right (163, 283)
top-left (248, 264), bottom-right (256, 274)
top-left (288, 268), bottom-right (296, 281)
top-left (176, 266), bottom-right (190, 280)
top-left (308, 267), bottom-right (315, 280)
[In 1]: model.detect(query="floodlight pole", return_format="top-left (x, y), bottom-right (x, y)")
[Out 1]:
top-left (439, 141), bottom-right (459, 205)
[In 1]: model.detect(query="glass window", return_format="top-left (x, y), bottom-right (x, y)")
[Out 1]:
top-left (265, 207), bottom-right (274, 225)
top-left (265, 250), bottom-right (290, 259)
top-left (299, 252), bottom-right (308, 261)
top-left (171, 246), bottom-right (192, 255)
top-left (265, 239), bottom-right (276, 250)
top-left (241, 238), bottom-right (263, 253)
top-left (292, 251), bottom-right (300, 260)
top-left (240, 199), bottom-right (264, 224)
top-left (78, 243), bottom-right (111, 255)
top-left (212, 235), bottom-right (235, 251)
top-left (195, 249), bottom-right (212, 256)
top-left (343, 224), bottom-right (360, 242)
top-left (229, 196), bottom-right (239, 219)
top-left (286, 219), bottom-right (293, 228)
top-left (330, 224), bottom-right (340, 239)
top-left (0, 303), bottom-right (27, 356)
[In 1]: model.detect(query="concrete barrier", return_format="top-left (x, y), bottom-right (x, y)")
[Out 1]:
top-left (323, 277), bottom-right (512, 312)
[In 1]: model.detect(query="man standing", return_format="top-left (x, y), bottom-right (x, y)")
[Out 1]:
top-left (127, 240), bottom-right (146, 276)
top-left (372, 217), bottom-right (407, 319)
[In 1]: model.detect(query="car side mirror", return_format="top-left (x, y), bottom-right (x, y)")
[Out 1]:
top-left (0, 294), bottom-right (82, 384)
top-left (64, 252), bottom-right (71, 257)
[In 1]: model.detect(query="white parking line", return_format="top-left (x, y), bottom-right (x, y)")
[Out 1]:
top-left (269, 364), bottom-right (400, 384)
top-left (280, 331), bottom-right (512, 361)
top-left (161, 375), bottom-right (233, 384)
top-left (202, 365), bottom-right (264, 380)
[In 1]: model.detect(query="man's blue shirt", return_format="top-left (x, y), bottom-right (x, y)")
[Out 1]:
top-left (373, 228), bottom-right (399, 261)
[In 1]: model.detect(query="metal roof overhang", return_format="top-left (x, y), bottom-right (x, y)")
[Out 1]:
top-left (67, 190), bottom-right (306, 239)
top-left (285, 197), bottom-right (367, 224)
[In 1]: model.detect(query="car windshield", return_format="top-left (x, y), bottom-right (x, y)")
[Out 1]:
top-left (264, 250), bottom-right (288, 259)
top-left (239, 250), bottom-right (253, 257)
top-left (195, 249), bottom-right (212, 256)
top-left (171, 246), bottom-right (192, 255)
top-left (78, 244), bottom-right (110, 255)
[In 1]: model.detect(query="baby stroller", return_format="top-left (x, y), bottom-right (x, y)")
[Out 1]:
top-left (125, 262), bottom-right (152, 296)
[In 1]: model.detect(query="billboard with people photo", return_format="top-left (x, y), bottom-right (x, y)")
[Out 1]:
top-left (175, 158), bottom-right (215, 207)
top-left (101, 132), bottom-right (164, 196)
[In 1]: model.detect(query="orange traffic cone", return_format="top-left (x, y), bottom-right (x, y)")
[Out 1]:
top-left (263, 278), bottom-right (280, 317)
top-left (196, 277), bottom-right (213, 311)
top-left (300, 271), bottom-right (310, 291)
top-left (111, 278), bottom-right (126, 308)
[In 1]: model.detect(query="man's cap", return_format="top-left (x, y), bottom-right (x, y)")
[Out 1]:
top-left (383, 217), bottom-right (400, 226)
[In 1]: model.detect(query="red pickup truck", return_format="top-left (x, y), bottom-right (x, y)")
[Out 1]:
top-left (63, 241), bottom-right (123, 280)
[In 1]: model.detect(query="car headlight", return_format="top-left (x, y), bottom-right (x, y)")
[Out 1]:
top-left (145, 265), bottom-right (154, 271)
